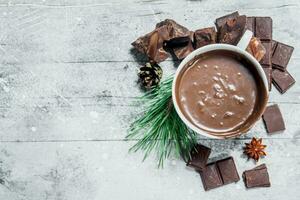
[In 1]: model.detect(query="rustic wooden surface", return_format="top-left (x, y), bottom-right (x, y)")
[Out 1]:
top-left (0, 0), bottom-right (299, 199)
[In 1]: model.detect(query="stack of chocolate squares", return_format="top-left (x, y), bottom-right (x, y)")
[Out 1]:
top-left (187, 144), bottom-right (271, 191)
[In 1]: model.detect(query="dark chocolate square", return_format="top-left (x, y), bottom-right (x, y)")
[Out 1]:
top-left (262, 104), bottom-right (285, 133)
top-left (243, 164), bottom-right (270, 188)
top-left (187, 144), bottom-right (211, 171)
top-left (272, 41), bottom-right (294, 71)
top-left (199, 163), bottom-right (223, 191)
top-left (216, 157), bottom-right (240, 185)
top-left (255, 17), bottom-right (272, 41)
top-left (272, 69), bottom-right (295, 94)
top-left (260, 41), bottom-right (272, 65)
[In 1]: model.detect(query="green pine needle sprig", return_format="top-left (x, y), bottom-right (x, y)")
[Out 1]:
top-left (126, 76), bottom-right (197, 167)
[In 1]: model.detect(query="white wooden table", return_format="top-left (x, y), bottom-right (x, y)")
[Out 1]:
top-left (0, 0), bottom-right (299, 199)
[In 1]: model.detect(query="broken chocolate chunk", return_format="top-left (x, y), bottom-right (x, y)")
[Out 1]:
top-left (217, 15), bottom-right (247, 45)
top-left (272, 41), bottom-right (294, 71)
top-left (187, 144), bottom-right (211, 171)
top-left (243, 164), bottom-right (271, 188)
top-left (132, 26), bottom-right (170, 63)
top-left (173, 31), bottom-right (194, 59)
top-left (272, 69), bottom-right (295, 94)
top-left (132, 19), bottom-right (192, 63)
top-left (246, 37), bottom-right (266, 62)
top-left (156, 19), bottom-right (190, 39)
top-left (215, 11), bottom-right (240, 31)
top-left (194, 27), bottom-right (217, 49)
top-left (262, 104), bottom-right (285, 133)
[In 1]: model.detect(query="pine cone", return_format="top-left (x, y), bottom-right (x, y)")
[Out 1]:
top-left (138, 62), bottom-right (163, 89)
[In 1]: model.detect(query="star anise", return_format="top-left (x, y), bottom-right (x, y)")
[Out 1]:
top-left (244, 137), bottom-right (267, 162)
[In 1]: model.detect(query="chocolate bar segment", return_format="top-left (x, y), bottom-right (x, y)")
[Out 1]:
top-left (246, 17), bottom-right (273, 41)
top-left (194, 27), bottom-right (217, 49)
top-left (217, 15), bottom-right (246, 45)
top-left (260, 41), bottom-right (272, 65)
top-left (243, 164), bottom-right (271, 188)
top-left (262, 104), bottom-right (285, 133)
top-left (272, 69), bottom-right (295, 94)
top-left (199, 157), bottom-right (240, 191)
top-left (272, 41), bottom-right (294, 71)
top-left (187, 144), bottom-right (211, 171)
top-left (216, 157), bottom-right (240, 185)
top-left (262, 67), bottom-right (272, 90)
top-left (199, 163), bottom-right (223, 191)
top-left (245, 17), bottom-right (255, 32)
top-left (255, 17), bottom-right (272, 41)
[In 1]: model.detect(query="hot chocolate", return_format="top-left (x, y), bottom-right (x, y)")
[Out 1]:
top-left (175, 50), bottom-right (267, 135)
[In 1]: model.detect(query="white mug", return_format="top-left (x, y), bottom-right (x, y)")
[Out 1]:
top-left (172, 31), bottom-right (269, 139)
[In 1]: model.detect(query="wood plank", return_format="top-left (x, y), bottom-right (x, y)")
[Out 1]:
top-left (0, 60), bottom-right (299, 105)
top-left (0, 99), bottom-right (299, 141)
top-left (0, 0), bottom-right (299, 64)
top-left (0, 139), bottom-right (299, 200)
top-left (0, 61), bottom-right (298, 141)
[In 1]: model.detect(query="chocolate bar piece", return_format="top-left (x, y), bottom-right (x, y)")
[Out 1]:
top-left (215, 11), bottom-right (239, 31)
top-left (260, 41), bottom-right (272, 65)
top-left (262, 104), bottom-right (285, 133)
top-left (245, 17), bottom-right (272, 41)
top-left (272, 41), bottom-right (294, 71)
top-left (173, 31), bottom-right (194, 59)
top-left (246, 37), bottom-right (266, 62)
top-left (194, 27), bottom-right (217, 49)
top-left (199, 157), bottom-right (240, 191)
top-left (245, 17), bottom-right (255, 32)
top-left (132, 26), bottom-right (170, 63)
top-left (272, 69), bottom-right (295, 94)
top-left (132, 19), bottom-right (192, 63)
top-left (155, 19), bottom-right (190, 39)
top-left (243, 164), bottom-right (271, 188)
top-left (217, 15), bottom-right (246, 45)
top-left (199, 163), bottom-right (223, 191)
top-left (216, 157), bottom-right (240, 185)
top-left (186, 144), bottom-right (211, 171)
top-left (262, 67), bottom-right (272, 90)
top-left (156, 19), bottom-right (194, 60)
top-left (255, 17), bottom-right (272, 41)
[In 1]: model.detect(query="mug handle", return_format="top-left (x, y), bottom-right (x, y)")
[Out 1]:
top-left (236, 30), bottom-right (253, 50)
